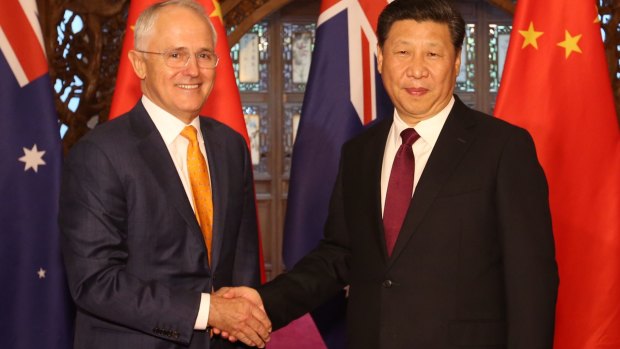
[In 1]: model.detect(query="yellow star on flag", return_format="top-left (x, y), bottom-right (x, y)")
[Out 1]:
top-left (519, 22), bottom-right (544, 49)
top-left (210, 0), bottom-right (223, 25)
top-left (557, 30), bottom-right (583, 58)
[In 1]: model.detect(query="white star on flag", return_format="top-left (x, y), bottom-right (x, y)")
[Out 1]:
top-left (18, 144), bottom-right (46, 172)
top-left (37, 267), bottom-right (46, 279)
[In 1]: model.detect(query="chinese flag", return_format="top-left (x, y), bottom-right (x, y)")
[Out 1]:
top-left (110, 0), bottom-right (265, 281)
top-left (495, 1), bottom-right (620, 348)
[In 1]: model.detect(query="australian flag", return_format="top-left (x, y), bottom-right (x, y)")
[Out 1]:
top-left (282, 0), bottom-right (392, 348)
top-left (0, 1), bottom-right (73, 348)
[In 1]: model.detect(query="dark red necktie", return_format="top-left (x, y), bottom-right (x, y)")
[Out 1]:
top-left (384, 128), bottom-right (420, 256)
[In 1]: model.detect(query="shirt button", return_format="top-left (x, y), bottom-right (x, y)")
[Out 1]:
top-left (383, 280), bottom-right (393, 288)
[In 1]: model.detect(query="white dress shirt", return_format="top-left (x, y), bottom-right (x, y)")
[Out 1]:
top-left (142, 95), bottom-right (211, 330)
top-left (380, 97), bottom-right (454, 216)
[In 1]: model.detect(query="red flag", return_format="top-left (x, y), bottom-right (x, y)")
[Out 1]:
top-left (495, 1), bottom-right (620, 348)
top-left (110, 0), bottom-right (265, 282)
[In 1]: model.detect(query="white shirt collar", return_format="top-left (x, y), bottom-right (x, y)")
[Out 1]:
top-left (142, 95), bottom-right (201, 145)
top-left (391, 96), bottom-right (454, 148)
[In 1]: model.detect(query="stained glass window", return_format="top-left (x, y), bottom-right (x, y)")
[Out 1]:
top-left (489, 24), bottom-right (512, 92)
top-left (282, 104), bottom-right (302, 174)
top-left (242, 104), bottom-right (269, 174)
top-left (456, 24), bottom-right (476, 92)
top-left (230, 22), bottom-right (270, 92)
top-left (282, 22), bottom-right (316, 93)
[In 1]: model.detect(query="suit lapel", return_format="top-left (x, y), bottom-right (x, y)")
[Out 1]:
top-left (342, 116), bottom-right (393, 260)
top-left (363, 119), bottom-right (394, 262)
top-left (130, 103), bottom-right (208, 267)
top-left (200, 117), bottom-right (226, 272)
top-left (388, 98), bottom-right (477, 266)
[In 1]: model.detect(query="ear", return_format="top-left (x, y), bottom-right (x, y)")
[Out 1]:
top-left (128, 50), bottom-right (147, 80)
top-left (454, 48), bottom-right (462, 75)
top-left (377, 44), bottom-right (384, 74)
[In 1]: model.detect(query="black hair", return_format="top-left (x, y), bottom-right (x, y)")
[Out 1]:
top-left (377, 0), bottom-right (465, 51)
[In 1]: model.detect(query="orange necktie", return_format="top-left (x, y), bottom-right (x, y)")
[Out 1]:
top-left (181, 125), bottom-right (213, 263)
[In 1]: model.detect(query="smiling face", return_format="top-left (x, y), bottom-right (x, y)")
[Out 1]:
top-left (129, 6), bottom-right (215, 124)
top-left (377, 19), bottom-right (460, 126)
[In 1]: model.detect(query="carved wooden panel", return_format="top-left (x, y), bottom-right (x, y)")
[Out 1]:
top-left (225, 0), bottom-right (294, 46)
top-left (487, 0), bottom-right (515, 14)
top-left (38, 0), bottom-right (129, 153)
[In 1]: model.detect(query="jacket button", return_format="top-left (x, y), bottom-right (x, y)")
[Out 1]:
top-left (383, 280), bottom-right (393, 288)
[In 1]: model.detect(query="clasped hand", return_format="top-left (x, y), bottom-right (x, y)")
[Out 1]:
top-left (208, 287), bottom-right (270, 348)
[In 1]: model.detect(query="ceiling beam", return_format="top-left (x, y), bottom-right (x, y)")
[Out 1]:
top-left (486, 0), bottom-right (515, 15)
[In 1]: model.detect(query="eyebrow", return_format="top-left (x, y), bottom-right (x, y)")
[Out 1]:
top-left (390, 39), bottom-right (445, 48)
top-left (425, 42), bottom-right (444, 48)
top-left (163, 47), bottom-right (215, 53)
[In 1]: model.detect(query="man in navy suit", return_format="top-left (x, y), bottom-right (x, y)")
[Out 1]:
top-left (59, 1), bottom-right (271, 348)
top-left (219, 0), bottom-right (559, 348)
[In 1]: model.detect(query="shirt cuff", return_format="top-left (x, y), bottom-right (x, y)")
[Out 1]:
top-left (194, 293), bottom-right (210, 330)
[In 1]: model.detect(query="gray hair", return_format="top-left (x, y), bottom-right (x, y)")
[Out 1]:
top-left (134, 0), bottom-right (217, 50)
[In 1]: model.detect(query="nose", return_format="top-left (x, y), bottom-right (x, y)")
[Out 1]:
top-left (182, 54), bottom-right (200, 76)
top-left (406, 57), bottom-right (429, 79)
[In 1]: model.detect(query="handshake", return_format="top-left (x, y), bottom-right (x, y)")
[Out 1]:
top-left (208, 287), bottom-right (271, 348)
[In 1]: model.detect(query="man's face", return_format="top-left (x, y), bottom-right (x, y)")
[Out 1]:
top-left (130, 6), bottom-right (215, 123)
top-left (377, 20), bottom-right (460, 125)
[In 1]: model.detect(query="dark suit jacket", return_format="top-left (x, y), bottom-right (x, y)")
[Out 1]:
top-left (259, 97), bottom-right (558, 349)
top-left (59, 101), bottom-right (260, 349)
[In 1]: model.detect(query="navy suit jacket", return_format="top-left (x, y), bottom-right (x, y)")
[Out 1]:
top-left (258, 97), bottom-right (559, 349)
top-left (59, 101), bottom-right (260, 349)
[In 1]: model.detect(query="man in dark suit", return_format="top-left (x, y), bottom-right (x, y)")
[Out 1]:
top-left (59, 1), bottom-right (271, 348)
top-left (218, 0), bottom-right (559, 348)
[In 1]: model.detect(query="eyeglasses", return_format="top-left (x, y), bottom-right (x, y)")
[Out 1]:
top-left (136, 49), bottom-right (219, 69)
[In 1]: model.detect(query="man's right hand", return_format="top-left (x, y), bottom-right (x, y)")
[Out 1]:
top-left (208, 293), bottom-right (271, 348)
